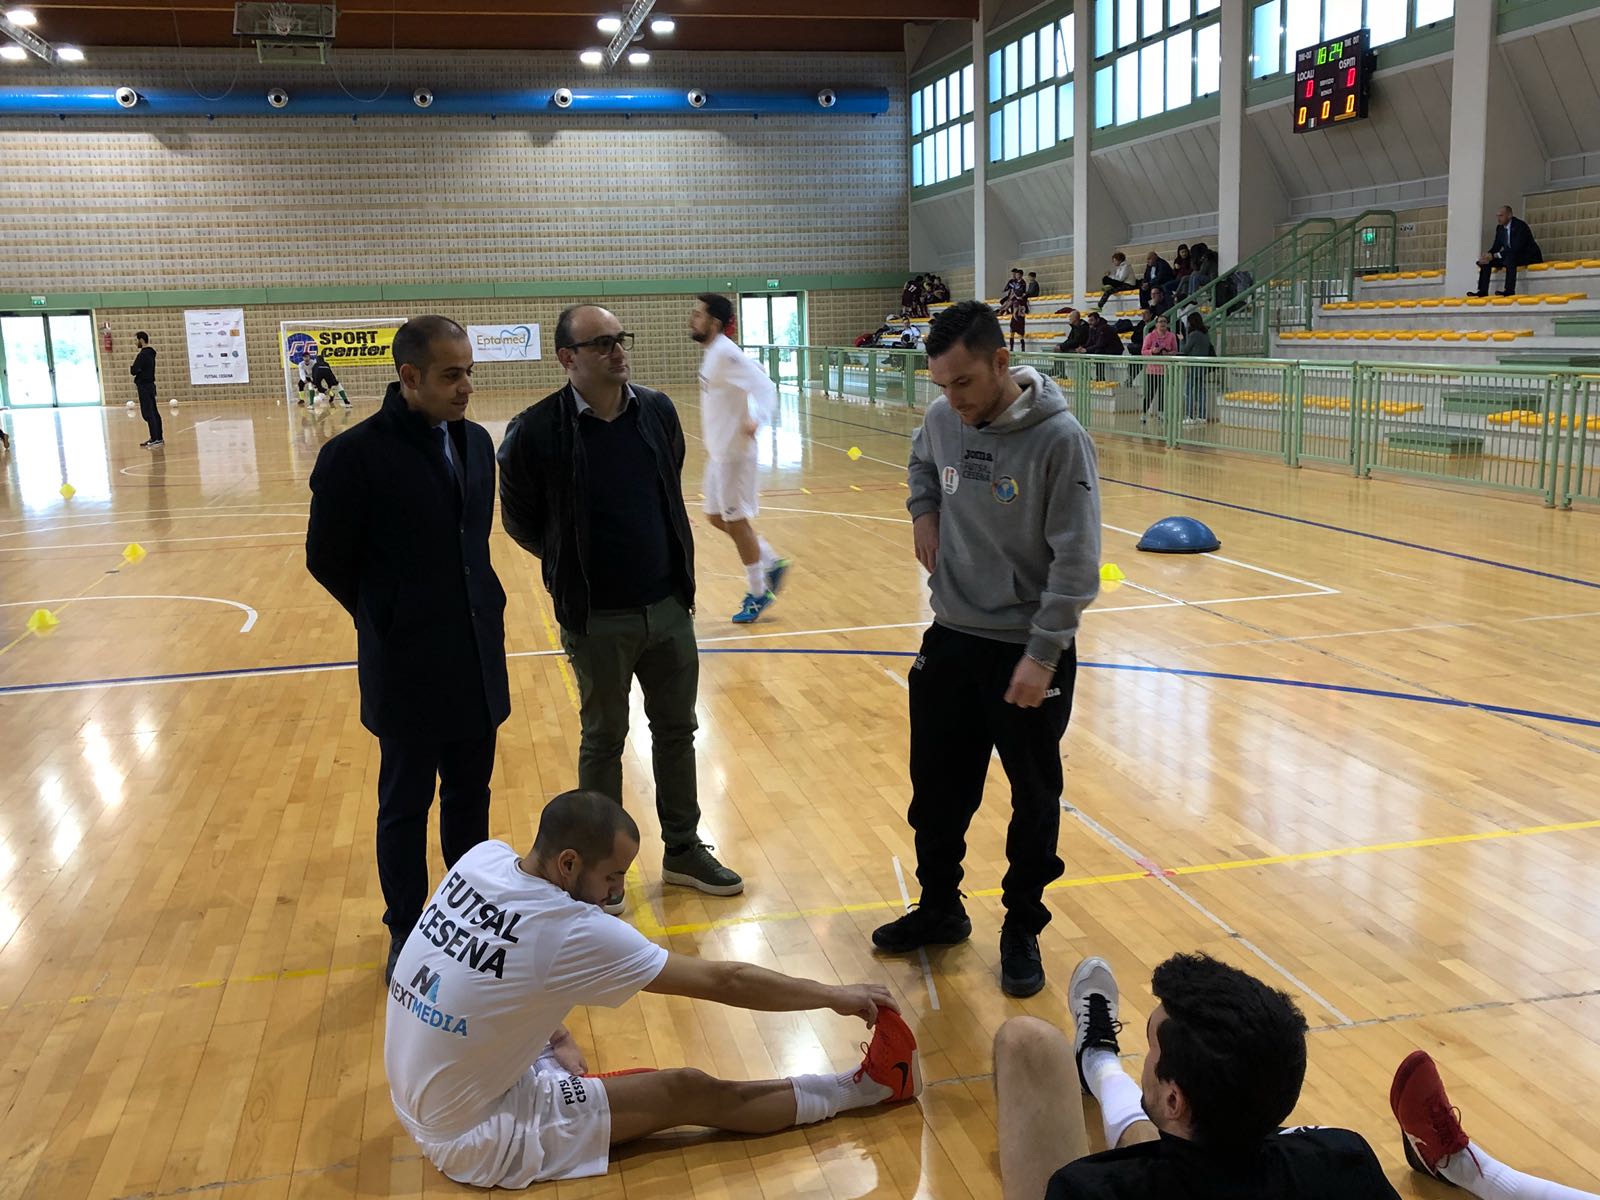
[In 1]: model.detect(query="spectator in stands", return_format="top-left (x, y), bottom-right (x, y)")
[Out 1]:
top-left (1469, 205), bottom-right (1541, 297)
top-left (1098, 253), bottom-right (1138, 310)
top-left (1147, 285), bottom-right (1173, 318)
top-left (1026, 272), bottom-right (1042, 299)
top-left (930, 275), bottom-right (951, 304)
top-left (1180, 313), bottom-right (1214, 423)
top-left (1139, 314), bottom-right (1177, 423)
top-left (1139, 251), bottom-right (1176, 310)
top-left (1082, 312), bottom-right (1123, 379)
top-left (1056, 310), bottom-right (1090, 354)
top-left (1172, 245), bottom-right (1192, 288)
top-left (901, 276), bottom-right (922, 318)
top-left (1003, 268), bottom-right (1028, 306)
top-left (1176, 243), bottom-right (1217, 300)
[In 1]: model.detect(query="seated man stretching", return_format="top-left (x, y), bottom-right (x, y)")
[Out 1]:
top-left (386, 790), bottom-right (920, 1189)
top-left (994, 952), bottom-right (1400, 1199)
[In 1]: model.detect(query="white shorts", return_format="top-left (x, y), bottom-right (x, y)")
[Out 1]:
top-left (403, 1048), bottom-right (612, 1189)
top-left (702, 455), bottom-right (760, 522)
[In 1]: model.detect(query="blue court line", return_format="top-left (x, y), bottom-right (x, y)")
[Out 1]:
top-left (790, 407), bottom-right (1599, 590)
top-left (9, 648), bottom-right (1594, 730)
top-left (1095, 475), bottom-right (1600, 591)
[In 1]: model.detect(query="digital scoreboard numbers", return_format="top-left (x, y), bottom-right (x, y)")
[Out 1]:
top-left (1293, 28), bottom-right (1371, 134)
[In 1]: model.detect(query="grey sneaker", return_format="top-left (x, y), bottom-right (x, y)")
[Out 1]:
top-left (662, 843), bottom-right (744, 896)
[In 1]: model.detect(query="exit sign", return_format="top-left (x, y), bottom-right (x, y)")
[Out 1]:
top-left (1361, 228), bottom-right (1376, 245)
top-left (766, 279), bottom-right (780, 288)
top-left (30, 296), bottom-right (45, 306)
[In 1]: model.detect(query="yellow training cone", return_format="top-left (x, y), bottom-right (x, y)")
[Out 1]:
top-left (59, 483), bottom-right (76, 500)
top-left (847, 446), bottom-right (862, 460)
top-left (26, 608), bottom-right (60, 634)
top-left (122, 542), bottom-right (147, 564)
top-left (1100, 562), bottom-right (1126, 582)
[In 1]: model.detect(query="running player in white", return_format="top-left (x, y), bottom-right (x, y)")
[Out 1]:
top-left (689, 294), bottom-right (790, 624)
top-left (385, 789), bottom-right (921, 1189)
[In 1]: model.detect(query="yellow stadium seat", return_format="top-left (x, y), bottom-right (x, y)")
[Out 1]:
top-left (1489, 296), bottom-right (1516, 305)
top-left (1465, 332), bottom-right (1490, 341)
top-left (1377, 300), bottom-right (1398, 309)
top-left (1440, 332), bottom-right (1463, 341)
top-left (1545, 294), bottom-right (1572, 304)
top-left (1526, 262), bottom-right (1550, 272)
top-left (1516, 329), bottom-right (1534, 337)
top-left (1491, 332), bottom-right (1517, 341)
top-left (1372, 331), bottom-right (1395, 340)
top-left (1395, 332), bottom-right (1418, 340)
top-left (1333, 331), bottom-right (1355, 340)
top-left (1359, 301), bottom-right (1379, 309)
top-left (1464, 297), bottom-right (1489, 306)
top-left (1419, 270), bottom-right (1443, 278)
top-left (1418, 299), bottom-right (1443, 308)
top-left (1553, 261), bottom-right (1580, 269)
top-left (1397, 299), bottom-right (1419, 308)
top-left (1399, 272), bottom-right (1420, 279)
top-left (1513, 295), bottom-right (1543, 305)
top-left (1414, 332), bottom-right (1441, 341)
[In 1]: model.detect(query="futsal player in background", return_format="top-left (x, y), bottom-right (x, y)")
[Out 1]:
top-left (689, 293), bottom-right (791, 624)
top-left (304, 347), bottom-right (351, 408)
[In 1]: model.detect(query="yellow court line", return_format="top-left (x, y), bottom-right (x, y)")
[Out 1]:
top-left (0, 550), bottom-right (123, 660)
top-left (528, 590), bottom-right (580, 709)
top-left (19, 815), bottom-right (1598, 1015)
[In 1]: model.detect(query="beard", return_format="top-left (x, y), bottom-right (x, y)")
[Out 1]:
top-left (690, 330), bottom-right (710, 344)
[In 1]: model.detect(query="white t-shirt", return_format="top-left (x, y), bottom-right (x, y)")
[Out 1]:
top-left (384, 841), bottom-right (668, 1138)
top-left (698, 333), bottom-right (778, 462)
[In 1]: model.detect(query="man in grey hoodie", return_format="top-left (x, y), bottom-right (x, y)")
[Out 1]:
top-left (872, 300), bottom-right (1101, 998)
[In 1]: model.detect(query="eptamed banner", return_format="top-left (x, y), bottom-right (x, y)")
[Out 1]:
top-left (283, 324), bottom-right (399, 370)
top-left (468, 323), bottom-right (541, 362)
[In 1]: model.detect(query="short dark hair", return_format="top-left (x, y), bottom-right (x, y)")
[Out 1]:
top-left (393, 314), bottom-right (466, 378)
top-left (135, 331), bottom-right (149, 344)
top-left (1150, 953), bottom-right (1308, 1148)
top-left (1112, 252), bottom-right (1126, 262)
top-left (925, 299), bottom-right (1005, 358)
top-left (533, 789), bottom-right (641, 863)
top-left (1028, 271), bottom-right (1037, 277)
top-left (1187, 313), bottom-right (1207, 334)
top-left (696, 293), bottom-right (734, 328)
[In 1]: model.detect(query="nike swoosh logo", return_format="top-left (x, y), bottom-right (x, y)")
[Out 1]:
top-left (893, 1061), bottom-right (910, 1095)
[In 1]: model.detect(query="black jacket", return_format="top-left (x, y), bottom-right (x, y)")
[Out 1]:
top-left (130, 345), bottom-right (156, 391)
top-left (1085, 323), bottom-right (1124, 355)
top-left (1057, 321), bottom-right (1090, 353)
top-left (1142, 256), bottom-right (1176, 288)
top-left (1490, 217), bottom-right (1542, 266)
top-left (305, 382), bottom-right (510, 740)
top-left (497, 382), bottom-right (695, 636)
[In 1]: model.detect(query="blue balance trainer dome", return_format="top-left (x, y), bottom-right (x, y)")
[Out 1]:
top-left (1137, 516), bottom-right (1221, 553)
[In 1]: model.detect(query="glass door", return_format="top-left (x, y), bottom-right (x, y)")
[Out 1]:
top-left (0, 312), bottom-right (103, 407)
top-left (738, 292), bottom-right (806, 382)
top-left (738, 296), bottom-right (772, 347)
top-left (49, 314), bottom-right (102, 405)
top-left (1, 315), bottom-right (54, 407)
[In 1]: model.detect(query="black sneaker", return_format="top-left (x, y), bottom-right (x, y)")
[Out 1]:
top-left (662, 843), bottom-right (744, 896)
top-left (872, 903), bottom-right (971, 953)
top-left (1069, 955), bottom-right (1124, 1093)
top-left (999, 925), bottom-right (1046, 997)
top-left (146, 439), bottom-right (164, 448)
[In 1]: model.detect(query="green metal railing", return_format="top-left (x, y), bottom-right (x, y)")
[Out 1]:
top-left (750, 343), bottom-right (1600, 509)
top-left (1177, 215), bottom-right (1338, 333)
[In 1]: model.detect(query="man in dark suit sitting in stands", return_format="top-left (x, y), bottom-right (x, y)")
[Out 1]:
top-left (1469, 205), bottom-right (1541, 297)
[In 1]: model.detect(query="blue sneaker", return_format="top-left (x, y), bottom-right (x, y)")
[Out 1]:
top-left (732, 590), bottom-right (776, 624)
top-left (765, 557), bottom-right (792, 595)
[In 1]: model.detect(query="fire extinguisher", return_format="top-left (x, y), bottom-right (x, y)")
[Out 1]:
top-left (101, 322), bottom-right (114, 354)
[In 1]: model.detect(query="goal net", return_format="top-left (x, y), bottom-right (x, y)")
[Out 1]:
top-left (279, 316), bottom-right (407, 406)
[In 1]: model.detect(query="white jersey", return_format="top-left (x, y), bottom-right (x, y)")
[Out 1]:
top-left (698, 333), bottom-right (778, 462)
top-left (384, 841), bottom-right (668, 1139)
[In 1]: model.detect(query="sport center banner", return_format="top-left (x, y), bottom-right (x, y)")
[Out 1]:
top-left (467, 323), bottom-right (541, 362)
top-left (282, 324), bottom-right (399, 370)
top-left (184, 308), bottom-right (249, 385)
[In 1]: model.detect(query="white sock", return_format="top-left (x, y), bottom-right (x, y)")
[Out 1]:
top-left (758, 537), bottom-right (779, 569)
top-left (745, 563), bottom-right (767, 597)
top-left (1441, 1142), bottom-right (1600, 1200)
top-left (1081, 1048), bottom-right (1147, 1148)
top-left (789, 1070), bottom-right (893, 1125)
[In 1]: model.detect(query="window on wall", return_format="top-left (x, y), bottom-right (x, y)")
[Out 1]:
top-left (1093, 0), bottom-right (1222, 130)
top-left (911, 62), bottom-right (976, 189)
top-left (987, 11), bottom-right (1075, 167)
top-left (1250, 0), bottom-right (1454, 79)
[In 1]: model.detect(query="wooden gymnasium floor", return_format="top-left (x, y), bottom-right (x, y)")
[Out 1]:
top-left (2, 383), bottom-right (1599, 1200)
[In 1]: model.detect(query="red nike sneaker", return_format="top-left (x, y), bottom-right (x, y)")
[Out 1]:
top-left (1391, 1050), bottom-right (1476, 1181)
top-left (855, 1008), bottom-right (922, 1103)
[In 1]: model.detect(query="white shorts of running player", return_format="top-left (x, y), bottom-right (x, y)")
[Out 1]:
top-left (702, 454), bottom-right (760, 523)
top-left (401, 1047), bottom-right (613, 1188)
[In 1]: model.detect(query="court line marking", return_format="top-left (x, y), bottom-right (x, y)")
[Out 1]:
top-left (6, 648), bottom-right (1599, 733)
top-left (0, 531), bottom-right (305, 553)
top-left (891, 855), bottom-right (941, 1011)
top-left (11, 816), bottom-right (1596, 1018)
top-left (1099, 522), bottom-right (1338, 594)
top-left (0, 512), bottom-right (309, 541)
top-left (0, 594), bottom-right (258, 633)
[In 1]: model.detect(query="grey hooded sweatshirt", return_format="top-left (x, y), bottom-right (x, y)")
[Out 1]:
top-left (907, 366), bottom-right (1101, 667)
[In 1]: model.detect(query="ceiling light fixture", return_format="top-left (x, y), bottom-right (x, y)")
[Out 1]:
top-left (627, 50), bottom-right (650, 65)
top-left (596, 16), bottom-right (622, 33)
top-left (56, 45), bottom-right (85, 61)
top-left (579, 49), bottom-right (603, 66)
top-left (649, 17), bottom-right (675, 35)
top-left (0, 44), bottom-right (26, 60)
top-left (5, 8), bottom-right (37, 25)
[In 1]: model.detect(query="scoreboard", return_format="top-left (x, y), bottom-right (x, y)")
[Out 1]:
top-left (1293, 28), bottom-right (1372, 134)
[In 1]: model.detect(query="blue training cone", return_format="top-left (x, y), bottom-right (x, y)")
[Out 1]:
top-left (1136, 516), bottom-right (1220, 554)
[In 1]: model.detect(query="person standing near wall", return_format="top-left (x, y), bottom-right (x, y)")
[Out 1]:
top-left (131, 332), bottom-right (162, 448)
top-left (305, 314), bottom-right (510, 986)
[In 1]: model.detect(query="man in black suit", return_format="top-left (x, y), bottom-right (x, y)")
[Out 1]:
top-left (306, 314), bottom-right (510, 985)
top-left (1470, 205), bottom-right (1541, 297)
top-left (130, 331), bottom-right (162, 448)
top-left (1138, 251), bottom-right (1176, 310)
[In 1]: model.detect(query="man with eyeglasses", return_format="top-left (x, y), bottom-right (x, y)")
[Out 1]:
top-left (498, 305), bottom-right (744, 906)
